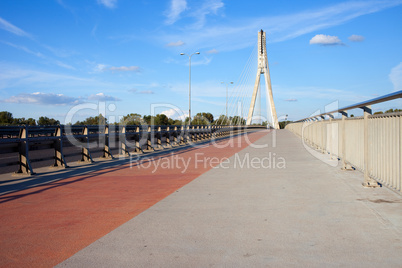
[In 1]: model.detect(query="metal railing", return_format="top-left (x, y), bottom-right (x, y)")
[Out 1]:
top-left (285, 90), bottom-right (402, 192)
top-left (0, 124), bottom-right (259, 175)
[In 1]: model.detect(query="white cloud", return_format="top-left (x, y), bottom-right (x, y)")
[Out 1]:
top-left (1, 41), bottom-right (76, 70)
top-left (158, 1), bottom-right (402, 52)
top-left (348, 34), bottom-right (365, 42)
top-left (109, 66), bottom-right (140, 72)
top-left (0, 17), bottom-right (31, 38)
top-left (95, 64), bottom-right (141, 72)
top-left (309, 34), bottom-right (343, 46)
top-left (138, 90), bottom-right (154, 94)
top-left (97, 0), bottom-right (117, 9)
top-left (161, 108), bottom-right (188, 120)
top-left (206, 48), bottom-right (219, 54)
top-left (1, 92), bottom-right (80, 105)
top-left (94, 64), bottom-right (107, 72)
top-left (1, 41), bottom-right (43, 57)
top-left (128, 88), bottom-right (155, 94)
top-left (55, 60), bottom-right (75, 70)
top-left (88, 92), bottom-right (120, 101)
top-left (190, 0), bottom-right (224, 28)
top-left (165, 0), bottom-right (187, 25)
top-left (166, 40), bottom-right (185, 47)
top-left (285, 99), bottom-right (298, 102)
top-left (191, 57), bottom-right (212, 66)
top-left (389, 62), bottom-right (402, 92)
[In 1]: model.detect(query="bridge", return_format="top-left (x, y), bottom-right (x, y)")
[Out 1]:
top-left (0, 31), bottom-right (402, 267)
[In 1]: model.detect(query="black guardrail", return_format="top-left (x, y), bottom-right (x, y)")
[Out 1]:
top-left (0, 124), bottom-right (262, 175)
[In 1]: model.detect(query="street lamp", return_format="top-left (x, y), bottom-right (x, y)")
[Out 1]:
top-left (180, 51), bottom-right (200, 125)
top-left (221, 81), bottom-right (233, 121)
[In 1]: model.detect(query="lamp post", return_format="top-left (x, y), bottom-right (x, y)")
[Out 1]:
top-left (221, 81), bottom-right (233, 121)
top-left (180, 52), bottom-right (200, 125)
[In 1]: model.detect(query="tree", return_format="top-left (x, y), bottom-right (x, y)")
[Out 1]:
top-left (155, 114), bottom-right (169, 125)
top-left (279, 121), bottom-right (292, 129)
top-left (231, 116), bottom-right (245, 125)
top-left (120, 113), bottom-right (142, 125)
top-left (12, 117), bottom-right (36, 125)
top-left (74, 114), bottom-right (106, 125)
top-left (215, 115), bottom-right (229, 125)
top-left (0, 111), bottom-right (13, 125)
top-left (385, 108), bottom-right (402, 113)
top-left (38, 116), bottom-right (60, 125)
top-left (142, 114), bottom-right (171, 125)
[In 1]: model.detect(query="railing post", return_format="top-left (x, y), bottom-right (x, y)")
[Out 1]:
top-left (166, 126), bottom-right (171, 147)
top-left (157, 126), bottom-right (163, 149)
top-left (135, 126), bottom-right (144, 153)
top-left (362, 105), bottom-right (379, 187)
top-left (328, 114), bottom-right (335, 159)
top-left (147, 126), bottom-right (155, 151)
top-left (53, 125), bottom-right (68, 167)
top-left (120, 126), bottom-right (130, 156)
top-left (340, 111), bottom-right (352, 170)
top-left (102, 125), bottom-right (113, 159)
top-left (320, 115), bottom-right (325, 153)
top-left (81, 126), bottom-right (93, 163)
top-left (172, 126), bottom-right (178, 146)
top-left (16, 125), bottom-right (35, 175)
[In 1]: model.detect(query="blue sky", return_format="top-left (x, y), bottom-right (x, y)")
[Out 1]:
top-left (0, 0), bottom-right (401, 123)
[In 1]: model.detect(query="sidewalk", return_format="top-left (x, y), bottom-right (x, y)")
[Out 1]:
top-left (57, 130), bottom-right (402, 267)
top-left (0, 130), bottom-right (267, 267)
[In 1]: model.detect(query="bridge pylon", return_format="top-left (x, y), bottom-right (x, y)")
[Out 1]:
top-left (246, 30), bottom-right (279, 129)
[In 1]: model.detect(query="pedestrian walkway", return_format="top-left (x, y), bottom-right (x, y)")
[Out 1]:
top-left (1, 130), bottom-right (402, 267)
top-left (0, 130), bottom-right (267, 267)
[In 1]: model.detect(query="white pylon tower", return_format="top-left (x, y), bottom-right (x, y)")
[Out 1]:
top-left (246, 30), bottom-right (279, 129)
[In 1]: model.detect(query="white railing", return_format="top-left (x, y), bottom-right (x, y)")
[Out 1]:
top-left (285, 90), bottom-right (402, 193)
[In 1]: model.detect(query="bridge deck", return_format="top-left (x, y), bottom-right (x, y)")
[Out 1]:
top-left (1, 130), bottom-right (402, 267)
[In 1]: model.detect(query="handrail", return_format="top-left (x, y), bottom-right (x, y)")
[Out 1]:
top-left (295, 90), bottom-right (402, 122)
top-left (0, 124), bottom-right (260, 175)
top-left (286, 90), bottom-right (402, 191)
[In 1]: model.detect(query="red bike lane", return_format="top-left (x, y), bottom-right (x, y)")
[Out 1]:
top-left (0, 131), bottom-right (269, 267)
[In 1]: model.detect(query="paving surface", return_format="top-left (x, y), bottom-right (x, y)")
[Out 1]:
top-left (0, 130), bottom-right (266, 267)
top-left (1, 130), bottom-right (402, 267)
top-left (57, 130), bottom-right (402, 267)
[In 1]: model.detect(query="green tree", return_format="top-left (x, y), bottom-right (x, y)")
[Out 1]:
top-left (279, 121), bottom-right (292, 129)
top-left (12, 117), bottom-right (36, 125)
top-left (215, 115), bottom-right (229, 125)
top-left (155, 114), bottom-right (169, 125)
top-left (0, 111), bottom-right (13, 125)
top-left (191, 112), bottom-right (214, 125)
top-left (385, 108), bottom-right (402, 113)
top-left (74, 114), bottom-right (106, 125)
top-left (142, 114), bottom-right (170, 125)
top-left (231, 116), bottom-right (245, 125)
top-left (142, 115), bottom-right (152, 125)
top-left (120, 113), bottom-right (142, 125)
top-left (38, 116), bottom-right (60, 125)
top-left (167, 118), bottom-right (183, 125)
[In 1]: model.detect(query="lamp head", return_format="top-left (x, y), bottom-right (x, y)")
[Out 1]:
top-left (180, 53), bottom-right (185, 55)
top-left (195, 52), bottom-right (200, 54)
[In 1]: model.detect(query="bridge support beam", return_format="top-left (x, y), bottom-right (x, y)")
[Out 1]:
top-left (246, 30), bottom-right (279, 129)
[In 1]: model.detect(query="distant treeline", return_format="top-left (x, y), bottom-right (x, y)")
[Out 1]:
top-left (0, 111), bottom-right (249, 126)
top-left (373, 108), bottom-right (402, 115)
top-left (0, 111), bottom-right (59, 126)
